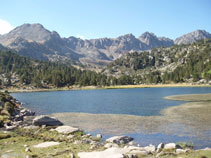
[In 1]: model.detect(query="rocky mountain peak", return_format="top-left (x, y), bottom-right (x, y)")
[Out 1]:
top-left (174, 29), bottom-right (211, 45)
top-left (139, 32), bottom-right (158, 45)
top-left (0, 23), bottom-right (53, 45)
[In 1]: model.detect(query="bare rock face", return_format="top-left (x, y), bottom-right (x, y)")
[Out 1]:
top-left (0, 23), bottom-right (210, 68)
top-left (174, 30), bottom-right (211, 45)
top-left (32, 115), bottom-right (63, 126)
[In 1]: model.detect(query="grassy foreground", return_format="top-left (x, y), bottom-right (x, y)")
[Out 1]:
top-left (1, 128), bottom-right (211, 158)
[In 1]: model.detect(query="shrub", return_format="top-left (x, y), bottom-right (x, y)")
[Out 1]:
top-left (4, 102), bottom-right (15, 113)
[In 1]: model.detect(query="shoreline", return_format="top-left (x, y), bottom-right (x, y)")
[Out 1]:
top-left (1, 92), bottom-right (211, 157)
top-left (1, 83), bottom-right (211, 93)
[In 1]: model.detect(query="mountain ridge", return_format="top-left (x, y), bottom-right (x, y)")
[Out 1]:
top-left (0, 23), bottom-right (210, 68)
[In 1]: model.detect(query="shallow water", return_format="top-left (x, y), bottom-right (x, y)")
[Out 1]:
top-left (11, 87), bottom-right (211, 149)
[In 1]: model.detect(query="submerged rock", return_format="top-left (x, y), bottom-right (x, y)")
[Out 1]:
top-left (106, 136), bottom-right (133, 145)
top-left (32, 115), bottom-right (63, 126)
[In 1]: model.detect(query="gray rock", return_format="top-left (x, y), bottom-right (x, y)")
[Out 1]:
top-left (144, 144), bottom-right (156, 153)
top-left (104, 143), bottom-right (119, 148)
top-left (96, 134), bottom-right (102, 139)
top-left (54, 125), bottom-right (79, 134)
top-left (164, 143), bottom-right (181, 150)
top-left (32, 115), bottom-right (63, 126)
top-left (78, 147), bottom-right (127, 158)
top-left (33, 141), bottom-right (60, 148)
top-left (176, 149), bottom-right (187, 154)
top-left (156, 143), bottom-right (164, 153)
top-left (67, 135), bottom-right (75, 139)
top-left (106, 136), bottom-right (133, 145)
top-left (128, 141), bottom-right (136, 146)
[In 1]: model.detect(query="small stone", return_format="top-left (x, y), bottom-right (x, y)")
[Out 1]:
top-left (104, 143), bottom-right (119, 148)
top-left (74, 140), bottom-right (81, 145)
top-left (25, 147), bottom-right (31, 152)
top-left (176, 149), bottom-right (186, 154)
top-left (128, 141), bottom-right (136, 146)
top-left (67, 135), bottom-right (75, 139)
top-left (69, 153), bottom-right (74, 158)
top-left (96, 134), bottom-right (102, 139)
top-left (127, 154), bottom-right (137, 158)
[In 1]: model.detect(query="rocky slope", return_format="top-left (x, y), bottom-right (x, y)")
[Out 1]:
top-left (175, 30), bottom-right (211, 45)
top-left (104, 39), bottom-right (211, 84)
top-left (0, 23), bottom-right (210, 68)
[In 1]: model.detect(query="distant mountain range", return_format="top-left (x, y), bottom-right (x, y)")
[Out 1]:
top-left (0, 23), bottom-right (211, 68)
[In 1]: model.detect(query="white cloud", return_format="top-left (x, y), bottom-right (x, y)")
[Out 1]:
top-left (76, 34), bottom-right (87, 39)
top-left (0, 19), bottom-right (14, 35)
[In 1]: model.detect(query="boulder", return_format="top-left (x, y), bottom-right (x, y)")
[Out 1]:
top-left (106, 136), bottom-right (133, 145)
top-left (164, 143), bottom-right (181, 150)
top-left (54, 125), bottom-right (79, 134)
top-left (156, 143), bottom-right (164, 153)
top-left (33, 115), bottom-right (63, 126)
top-left (144, 144), bottom-right (156, 153)
top-left (33, 141), bottom-right (60, 148)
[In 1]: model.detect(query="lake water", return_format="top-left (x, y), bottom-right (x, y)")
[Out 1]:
top-left (11, 87), bottom-right (211, 149)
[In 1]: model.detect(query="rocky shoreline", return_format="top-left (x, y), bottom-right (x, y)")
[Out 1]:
top-left (1, 92), bottom-right (211, 158)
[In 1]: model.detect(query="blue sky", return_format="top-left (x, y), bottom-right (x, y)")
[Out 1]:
top-left (0, 0), bottom-right (210, 39)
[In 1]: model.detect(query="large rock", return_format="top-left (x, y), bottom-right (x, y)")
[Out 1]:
top-left (78, 147), bottom-right (127, 158)
top-left (156, 143), bottom-right (164, 153)
top-left (164, 143), bottom-right (181, 150)
top-left (78, 146), bottom-right (151, 158)
top-left (144, 144), bottom-right (156, 153)
top-left (33, 115), bottom-right (63, 126)
top-left (33, 141), bottom-right (60, 148)
top-left (106, 136), bottom-right (133, 145)
top-left (54, 125), bottom-right (79, 134)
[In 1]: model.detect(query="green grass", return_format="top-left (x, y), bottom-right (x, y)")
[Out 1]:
top-left (1, 127), bottom-right (211, 158)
